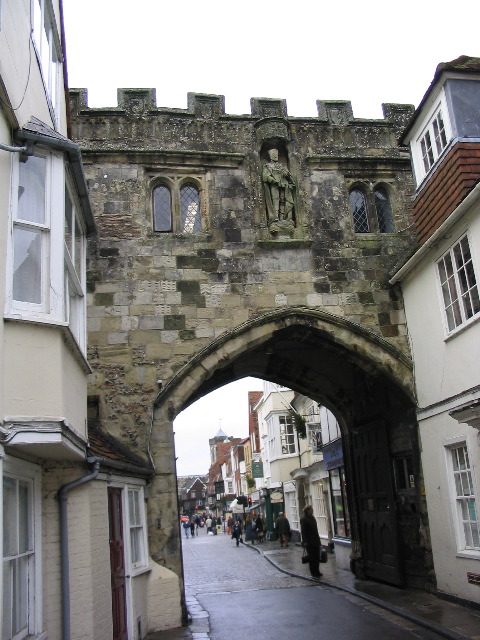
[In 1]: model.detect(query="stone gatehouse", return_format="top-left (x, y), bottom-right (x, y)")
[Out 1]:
top-left (70, 89), bottom-right (432, 596)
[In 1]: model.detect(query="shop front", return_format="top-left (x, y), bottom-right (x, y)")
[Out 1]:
top-left (323, 439), bottom-right (352, 570)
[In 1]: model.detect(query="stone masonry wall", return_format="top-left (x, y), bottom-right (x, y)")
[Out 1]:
top-left (69, 90), bottom-right (417, 573)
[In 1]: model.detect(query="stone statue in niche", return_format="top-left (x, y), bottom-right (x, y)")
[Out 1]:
top-left (262, 148), bottom-right (297, 232)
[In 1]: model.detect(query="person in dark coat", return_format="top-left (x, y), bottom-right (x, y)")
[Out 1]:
top-left (275, 512), bottom-right (291, 547)
top-left (245, 515), bottom-right (257, 544)
top-left (255, 514), bottom-right (265, 542)
top-left (232, 518), bottom-right (243, 546)
top-left (300, 504), bottom-right (322, 578)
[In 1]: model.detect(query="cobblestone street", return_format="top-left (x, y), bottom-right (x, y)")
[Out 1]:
top-left (182, 528), bottom-right (307, 595)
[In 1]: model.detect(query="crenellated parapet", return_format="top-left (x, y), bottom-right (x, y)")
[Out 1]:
top-left (69, 88), bottom-right (414, 128)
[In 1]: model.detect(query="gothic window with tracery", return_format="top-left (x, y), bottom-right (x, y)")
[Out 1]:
top-left (350, 189), bottom-right (369, 233)
top-left (350, 184), bottom-right (395, 234)
top-left (153, 178), bottom-right (203, 234)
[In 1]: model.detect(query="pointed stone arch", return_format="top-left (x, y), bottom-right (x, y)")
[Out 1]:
top-left (153, 306), bottom-right (414, 422)
top-left (147, 307), bottom-right (424, 590)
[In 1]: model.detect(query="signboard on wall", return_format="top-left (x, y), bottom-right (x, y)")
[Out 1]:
top-left (323, 440), bottom-right (344, 470)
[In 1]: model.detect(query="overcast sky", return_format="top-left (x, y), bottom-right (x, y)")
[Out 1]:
top-left (62, 1), bottom-right (478, 475)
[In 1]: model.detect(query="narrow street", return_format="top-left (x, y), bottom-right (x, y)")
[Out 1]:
top-left (173, 528), bottom-right (467, 640)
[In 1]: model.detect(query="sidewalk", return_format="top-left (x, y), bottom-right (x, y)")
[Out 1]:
top-left (257, 541), bottom-right (480, 640)
top-left (148, 539), bottom-right (480, 640)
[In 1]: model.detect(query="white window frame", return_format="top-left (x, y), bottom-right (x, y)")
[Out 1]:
top-left (1, 456), bottom-right (43, 639)
top-left (266, 415), bottom-right (277, 460)
top-left (445, 441), bottom-right (480, 554)
top-left (64, 171), bottom-right (87, 352)
top-left (312, 480), bottom-right (329, 540)
top-left (31, 0), bottom-right (62, 121)
top-left (284, 490), bottom-right (299, 531)
top-left (126, 486), bottom-right (149, 572)
top-left (412, 95), bottom-right (452, 184)
top-left (436, 232), bottom-right (480, 335)
top-left (6, 150), bottom-right (87, 355)
top-left (279, 414), bottom-right (296, 455)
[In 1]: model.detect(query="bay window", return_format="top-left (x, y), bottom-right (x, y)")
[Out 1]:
top-left (7, 148), bottom-right (88, 353)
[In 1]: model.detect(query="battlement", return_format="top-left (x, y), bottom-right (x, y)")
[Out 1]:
top-left (69, 88), bottom-right (415, 130)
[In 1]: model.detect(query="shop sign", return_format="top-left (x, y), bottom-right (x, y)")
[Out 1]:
top-left (323, 440), bottom-right (344, 470)
top-left (270, 491), bottom-right (283, 503)
top-left (252, 461), bottom-right (263, 478)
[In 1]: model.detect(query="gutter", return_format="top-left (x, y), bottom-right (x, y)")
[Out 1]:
top-left (0, 142), bottom-right (30, 153)
top-left (390, 180), bottom-right (480, 284)
top-left (15, 125), bottom-right (97, 236)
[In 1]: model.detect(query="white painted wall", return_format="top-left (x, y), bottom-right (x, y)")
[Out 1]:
top-left (400, 196), bottom-right (480, 602)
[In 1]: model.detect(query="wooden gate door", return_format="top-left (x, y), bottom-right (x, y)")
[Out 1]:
top-left (108, 487), bottom-right (128, 640)
top-left (352, 420), bottom-right (403, 586)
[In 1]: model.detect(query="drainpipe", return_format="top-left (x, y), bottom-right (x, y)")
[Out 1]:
top-left (57, 459), bottom-right (101, 640)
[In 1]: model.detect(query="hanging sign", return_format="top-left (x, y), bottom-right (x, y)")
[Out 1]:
top-left (252, 462), bottom-right (263, 478)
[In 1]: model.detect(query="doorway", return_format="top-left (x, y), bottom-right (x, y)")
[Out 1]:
top-left (108, 487), bottom-right (128, 640)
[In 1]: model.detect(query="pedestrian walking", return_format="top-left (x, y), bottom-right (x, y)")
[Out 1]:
top-left (190, 516), bottom-right (195, 538)
top-left (300, 504), bottom-right (322, 578)
top-left (245, 514), bottom-right (257, 545)
top-left (232, 518), bottom-right (243, 546)
top-left (205, 515), bottom-right (212, 533)
top-left (182, 519), bottom-right (190, 539)
top-left (255, 513), bottom-right (265, 543)
top-left (275, 512), bottom-right (291, 547)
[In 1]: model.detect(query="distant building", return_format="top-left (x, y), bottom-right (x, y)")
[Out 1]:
top-left (178, 477), bottom-right (208, 515)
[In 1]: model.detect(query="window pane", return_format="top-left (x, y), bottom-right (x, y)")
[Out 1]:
top-left (374, 187), bottom-right (394, 233)
top-left (3, 477), bottom-right (17, 557)
top-left (18, 481), bottom-right (31, 553)
top-left (65, 185), bottom-right (73, 257)
top-left (74, 215), bottom-right (83, 276)
top-left (433, 111), bottom-right (448, 155)
top-left (153, 185), bottom-right (172, 232)
top-left (15, 556), bottom-right (29, 635)
top-left (128, 490), bottom-right (141, 526)
top-left (350, 189), bottom-right (369, 233)
top-left (131, 528), bottom-right (141, 564)
top-left (451, 445), bottom-right (480, 550)
top-left (180, 184), bottom-right (201, 233)
top-left (421, 131), bottom-right (434, 172)
top-left (13, 227), bottom-right (42, 304)
top-left (2, 560), bottom-right (13, 640)
top-left (18, 155), bottom-right (46, 224)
